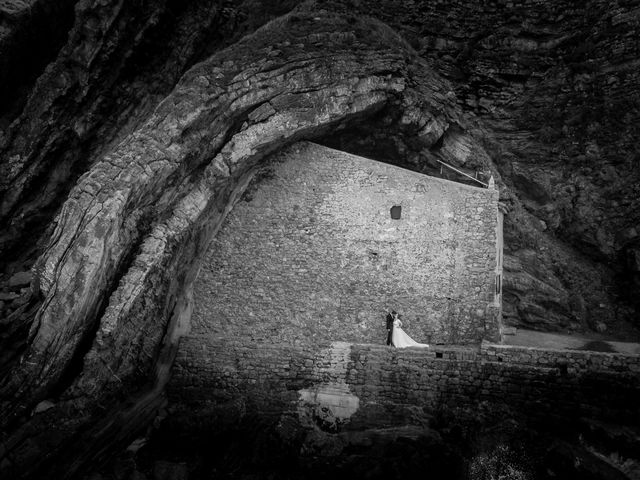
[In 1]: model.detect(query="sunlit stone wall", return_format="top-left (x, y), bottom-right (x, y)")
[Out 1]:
top-left (192, 142), bottom-right (500, 346)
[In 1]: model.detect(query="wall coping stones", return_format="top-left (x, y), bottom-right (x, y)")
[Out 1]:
top-left (482, 341), bottom-right (640, 359)
top-left (170, 337), bottom-right (640, 428)
top-left (347, 341), bottom-right (640, 375)
top-left (318, 143), bottom-right (498, 196)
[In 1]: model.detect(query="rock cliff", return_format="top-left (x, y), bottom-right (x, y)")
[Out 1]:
top-left (0, 0), bottom-right (638, 478)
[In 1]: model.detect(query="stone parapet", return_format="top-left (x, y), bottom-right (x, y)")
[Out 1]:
top-left (169, 339), bottom-right (640, 428)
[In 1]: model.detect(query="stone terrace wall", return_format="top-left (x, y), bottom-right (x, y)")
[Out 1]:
top-left (193, 141), bottom-right (500, 345)
top-left (169, 340), bottom-right (640, 430)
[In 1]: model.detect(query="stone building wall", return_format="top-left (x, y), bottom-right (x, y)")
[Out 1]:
top-left (169, 339), bottom-right (640, 430)
top-left (193, 142), bottom-right (500, 345)
top-left (171, 141), bottom-right (640, 445)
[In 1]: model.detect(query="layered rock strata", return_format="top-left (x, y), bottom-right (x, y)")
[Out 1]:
top-left (0, 8), bottom-right (499, 479)
top-left (0, 0), bottom-right (638, 478)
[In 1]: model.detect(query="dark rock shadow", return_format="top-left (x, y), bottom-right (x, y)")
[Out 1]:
top-left (577, 340), bottom-right (616, 353)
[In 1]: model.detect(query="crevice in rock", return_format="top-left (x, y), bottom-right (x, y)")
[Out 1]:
top-left (430, 129), bottom-right (446, 151)
top-left (0, 130), bottom-right (84, 273)
top-left (0, 0), bottom-right (78, 128)
top-left (0, 1), bottom-right (639, 476)
top-left (47, 207), bottom-right (156, 402)
top-left (0, 295), bottom-right (42, 382)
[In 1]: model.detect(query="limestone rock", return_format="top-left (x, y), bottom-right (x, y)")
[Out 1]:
top-left (0, 8), bottom-right (480, 479)
top-left (32, 400), bottom-right (55, 415)
top-left (545, 441), bottom-right (634, 480)
top-left (7, 271), bottom-right (31, 288)
top-left (153, 461), bottom-right (188, 480)
top-left (627, 248), bottom-right (640, 273)
top-left (0, 0), bottom-right (638, 477)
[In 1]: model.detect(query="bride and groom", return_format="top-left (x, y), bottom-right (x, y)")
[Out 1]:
top-left (385, 310), bottom-right (429, 348)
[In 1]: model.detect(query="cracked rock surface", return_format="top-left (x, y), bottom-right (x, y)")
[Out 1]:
top-left (0, 0), bottom-right (638, 478)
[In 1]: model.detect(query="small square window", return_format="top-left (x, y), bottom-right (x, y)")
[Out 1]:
top-left (390, 205), bottom-right (402, 220)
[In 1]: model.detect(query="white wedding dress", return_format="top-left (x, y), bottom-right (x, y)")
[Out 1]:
top-left (392, 319), bottom-right (429, 348)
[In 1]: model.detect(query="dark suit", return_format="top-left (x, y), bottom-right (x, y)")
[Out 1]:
top-left (386, 313), bottom-right (394, 346)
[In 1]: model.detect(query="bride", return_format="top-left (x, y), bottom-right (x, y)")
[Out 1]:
top-left (392, 313), bottom-right (429, 348)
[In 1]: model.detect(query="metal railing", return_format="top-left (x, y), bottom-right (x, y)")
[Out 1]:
top-left (437, 159), bottom-right (489, 187)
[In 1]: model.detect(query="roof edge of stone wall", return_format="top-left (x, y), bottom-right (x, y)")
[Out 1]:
top-left (301, 141), bottom-right (496, 196)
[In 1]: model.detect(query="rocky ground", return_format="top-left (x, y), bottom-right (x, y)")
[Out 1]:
top-left (88, 407), bottom-right (640, 480)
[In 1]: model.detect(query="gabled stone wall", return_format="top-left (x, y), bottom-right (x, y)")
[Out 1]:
top-left (192, 142), bottom-right (500, 345)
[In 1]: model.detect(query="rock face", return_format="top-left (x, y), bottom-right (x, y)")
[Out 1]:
top-left (315, 0), bottom-right (640, 334)
top-left (0, 0), bottom-right (638, 478)
top-left (0, 6), bottom-right (487, 479)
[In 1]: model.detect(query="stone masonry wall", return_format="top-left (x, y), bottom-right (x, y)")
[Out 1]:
top-left (193, 141), bottom-right (500, 345)
top-left (173, 141), bottom-right (640, 443)
top-left (169, 339), bottom-right (640, 431)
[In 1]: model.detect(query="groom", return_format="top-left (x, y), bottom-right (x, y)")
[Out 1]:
top-left (385, 310), bottom-right (396, 346)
